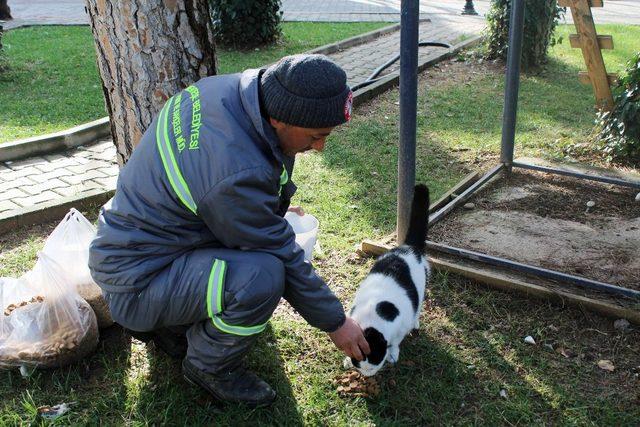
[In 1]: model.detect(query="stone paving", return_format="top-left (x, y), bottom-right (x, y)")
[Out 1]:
top-left (337, 17), bottom-right (485, 87)
top-left (0, 141), bottom-right (117, 216)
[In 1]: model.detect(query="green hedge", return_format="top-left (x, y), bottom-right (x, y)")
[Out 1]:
top-left (485, 0), bottom-right (564, 69)
top-left (597, 52), bottom-right (640, 164)
top-left (211, 0), bottom-right (282, 48)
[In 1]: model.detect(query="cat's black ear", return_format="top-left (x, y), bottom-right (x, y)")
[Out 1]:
top-left (363, 327), bottom-right (387, 365)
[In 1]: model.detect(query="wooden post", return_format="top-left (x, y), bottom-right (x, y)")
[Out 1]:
top-left (560, 0), bottom-right (615, 110)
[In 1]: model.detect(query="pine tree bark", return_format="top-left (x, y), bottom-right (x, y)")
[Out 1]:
top-left (85, 0), bottom-right (217, 165)
top-left (0, 0), bottom-right (11, 20)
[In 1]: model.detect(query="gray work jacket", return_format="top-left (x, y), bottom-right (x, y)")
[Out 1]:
top-left (88, 69), bottom-right (345, 332)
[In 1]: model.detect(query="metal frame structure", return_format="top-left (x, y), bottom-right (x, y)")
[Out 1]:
top-left (396, 0), bottom-right (640, 301)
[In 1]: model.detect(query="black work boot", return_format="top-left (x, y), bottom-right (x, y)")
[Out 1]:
top-left (182, 358), bottom-right (276, 407)
top-left (126, 327), bottom-right (188, 359)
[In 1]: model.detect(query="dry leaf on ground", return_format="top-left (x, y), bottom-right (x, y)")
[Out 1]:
top-left (598, 360), bottom-right (615, 372)
top-left (556, 347), bottom-right (573, 358)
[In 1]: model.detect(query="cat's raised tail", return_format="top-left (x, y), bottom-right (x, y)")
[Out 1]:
top-left (403, 184), bottom-right (430, 253)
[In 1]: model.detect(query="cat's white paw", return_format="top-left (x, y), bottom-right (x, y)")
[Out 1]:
top-left (343, 357), bottom-right (353, 369)
top-left (387, 346), bottom-right (400, 364)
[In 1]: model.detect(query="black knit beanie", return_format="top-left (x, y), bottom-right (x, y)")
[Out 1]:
top-left (261, 54), bottom-right (353, 128)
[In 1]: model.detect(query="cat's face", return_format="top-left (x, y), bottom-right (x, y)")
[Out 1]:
top-left (349, 327), bottom-right (388, 376)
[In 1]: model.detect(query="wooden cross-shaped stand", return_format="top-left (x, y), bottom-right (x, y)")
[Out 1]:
top-left (559, 0), bottom-right (616, 110)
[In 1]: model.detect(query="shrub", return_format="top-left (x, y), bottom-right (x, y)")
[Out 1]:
top-left (210, 0), bottom-right (282, 49)
top-left (596, 52), bottom-right (640, 164)
top-left (485, 0), bottom-right (564, 69)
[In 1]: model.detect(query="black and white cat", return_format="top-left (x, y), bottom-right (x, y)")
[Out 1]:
top-left (345, 184), bottom-right (431, 376)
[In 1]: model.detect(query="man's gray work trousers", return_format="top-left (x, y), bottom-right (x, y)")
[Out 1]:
top-left (103, 248), bottom-right (285, 374)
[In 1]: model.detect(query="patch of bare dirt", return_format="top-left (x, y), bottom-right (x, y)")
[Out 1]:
top-left (430, 170), bottom-right (640, 289)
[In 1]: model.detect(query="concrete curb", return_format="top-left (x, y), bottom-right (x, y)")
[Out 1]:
top-left (0, 21), bottom-right (403, 162)
top-left (353, 34), bottom-right (483, 107)
top-left (0, 188), bottom-right (115, 234)
top-left (1, 22), bottom-right (88, 31)
top-left (308, 22), bottom-right (400, 55)
top-left (307, 19), bottom-right (429, 56)
top-left (0, 117), bottom-right (111, 162)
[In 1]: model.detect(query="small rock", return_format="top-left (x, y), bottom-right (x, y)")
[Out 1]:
top-left (524, 336), bottom-right (536, 345)
top-left (37, 403), bottom-right (73, 420)
top-left (19, 365), bottom-right (30, 377)
top-left (635, 192), bottom-right (640, 202)
top-left (597, 359), bottom-right (615, 372)
top-left (463, 202), bottom-right (475, 210)
top-left (499, 389), bottom-right (507, 398)
top-left (586, 200), bottom-right (596, 208)
top-left (614, 318), bottom-right (631, 332)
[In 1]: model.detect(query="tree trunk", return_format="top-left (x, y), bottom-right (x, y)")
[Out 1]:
top-left (84, 0), bottom-right (217, 165)
top-left (0, 0), bottom-right (11, 20)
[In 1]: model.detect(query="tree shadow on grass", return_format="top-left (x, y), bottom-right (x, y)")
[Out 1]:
top-left (0, 322), bottom-right (303, 425)
top-left (136, 324), bottom-right (303, 426)
top-left (0, 324), bottom-right (133, 424)
top-left (422, 272), bottom-right (640, 424)
top-left (361, 334), bottom-right (481, 424)
top-left (348, 271), bottom-right (583, 425)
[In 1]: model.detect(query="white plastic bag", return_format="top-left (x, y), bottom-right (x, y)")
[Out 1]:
top-left (41, 208), bottom-right (96, 288)
top-left (38, 209), bottom-right (113, 328)
top-left (0, 253), bottom-right (99, 369)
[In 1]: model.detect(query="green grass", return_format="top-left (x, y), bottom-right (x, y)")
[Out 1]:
top-left (1, 24), bottom-right (639, 425)
top-left (552, 24), bottom-right (640, 75)
top-left (0, 22), bottom-right (388, 144)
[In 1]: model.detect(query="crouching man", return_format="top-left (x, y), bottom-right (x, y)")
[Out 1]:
top-left (88, 54), bottom-right (369, 407)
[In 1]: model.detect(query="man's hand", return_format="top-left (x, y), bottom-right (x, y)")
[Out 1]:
top-left (328, 317), bottom-right (370, 361)
top-left (287, 206), bottom-right (305, 216)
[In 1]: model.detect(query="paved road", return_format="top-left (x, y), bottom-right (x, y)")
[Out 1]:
top-left (2, 0), bottom-right (638, 28)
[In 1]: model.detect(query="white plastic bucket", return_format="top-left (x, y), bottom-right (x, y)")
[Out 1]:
top-left (284, 212), bottom-right (319, 261)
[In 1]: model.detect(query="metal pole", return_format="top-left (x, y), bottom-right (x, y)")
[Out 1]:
top-left (428, 164), bottom-right (504, 226)
top-left (500, 0), bottom-right (525, 169)
top-left (513, 161), bottom-right (640, 189)
top-left (397, 0), bottom-right (420, 243)
top-left (426, 241), bottom-right (640, 300)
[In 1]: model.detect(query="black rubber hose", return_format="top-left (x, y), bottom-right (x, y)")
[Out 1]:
top-left (351, 41), bottom-right (451, 92)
